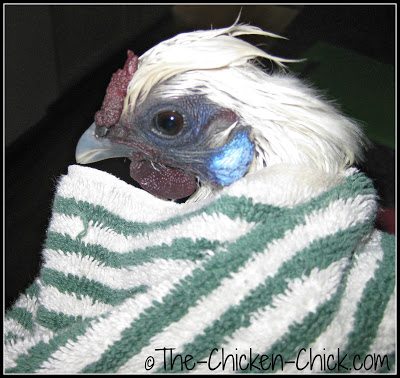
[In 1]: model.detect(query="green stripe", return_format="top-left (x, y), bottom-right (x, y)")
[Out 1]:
top-left (164, 222), bottom-right (368, 372)
top-left (7, 307), bottom-right (34, 332)
top-left (52, 194), bottom-right (284, 238)
top-left (25, 281), bottom-right (40, 299)
top-left (340, 232), bottom-right (395, 371)
top-left (36, 305), bottom-right (94, 332)
top-left (82, 187), bottom-right (374, 373)
top-left (45, 232), bottom-right (218, 268)
top-left (53, 172), bottom-right (374, 238)
top-left (5, 317), bottom-right (94, 373)
top-left (53, 196), bottom-right (144, 237)
top-left (260, 235), bottom-right (361, 374)
top-left (5, 332), bottom-right (20, 343)
top-left (41, 268), bottom-right (147, 306)
top-left (262, 289), bottom-right (346, 374)
top-left (118, 238), bottom-right (221, 266)
top-left (377, 352), bottom-right (395, 373)
top-left (209, 172), bottom-right (375, 226)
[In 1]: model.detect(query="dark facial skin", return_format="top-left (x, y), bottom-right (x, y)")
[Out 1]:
top-left (98, 95), bottom-right (238, 200)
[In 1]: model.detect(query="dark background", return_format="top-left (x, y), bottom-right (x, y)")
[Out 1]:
top-left (5, 5), bottom-right (395, 309)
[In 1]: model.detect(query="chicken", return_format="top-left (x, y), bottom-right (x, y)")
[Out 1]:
top-left (76, 23), bottom-right (366, 201)
top-left (6, 23), bottom-right (395, 374)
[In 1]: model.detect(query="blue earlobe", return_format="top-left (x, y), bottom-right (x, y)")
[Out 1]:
top-left (207, 130), bottom-right (254, 186)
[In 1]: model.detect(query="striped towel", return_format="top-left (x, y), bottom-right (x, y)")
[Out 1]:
top-left (4, 164), bottom-right (395, 374)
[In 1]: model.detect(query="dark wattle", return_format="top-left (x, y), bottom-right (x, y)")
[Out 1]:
top-left (129, 160), bottom-right (198, 200)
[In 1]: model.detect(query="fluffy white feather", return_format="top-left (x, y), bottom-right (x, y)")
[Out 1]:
top-left (123, 23), bottom-right (295, 110)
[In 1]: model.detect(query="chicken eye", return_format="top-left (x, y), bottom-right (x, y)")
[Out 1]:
top-left (153, 111), bottom-right (184, 136)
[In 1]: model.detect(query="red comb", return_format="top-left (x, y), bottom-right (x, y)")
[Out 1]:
top-left (94, 50), bottom-right (138, 128)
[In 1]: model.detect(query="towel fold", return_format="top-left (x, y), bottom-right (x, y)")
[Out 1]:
top-left (5, 164), bottom-right (395, 373)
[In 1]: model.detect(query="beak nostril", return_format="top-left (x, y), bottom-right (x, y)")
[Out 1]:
top-left (75, 123), bottom-right (132, 164)
top-left (95, 125), bottom-right (109, 138)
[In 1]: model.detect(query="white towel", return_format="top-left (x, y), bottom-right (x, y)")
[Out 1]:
top-left (5, 164), bottom-right (395, 373)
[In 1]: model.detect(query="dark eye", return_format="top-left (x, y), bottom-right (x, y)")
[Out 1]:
top-left (153, 111), bottom-right (184, 136)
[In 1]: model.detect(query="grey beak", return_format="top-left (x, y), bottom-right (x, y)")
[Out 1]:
top-left (76, 123), bottom-right (132, 164)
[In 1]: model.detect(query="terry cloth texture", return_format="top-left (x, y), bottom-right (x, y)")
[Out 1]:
top-left (5, 164), bottom-right (396, 374)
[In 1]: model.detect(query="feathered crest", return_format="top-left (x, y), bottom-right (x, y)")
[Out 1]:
top-left (123, 21), bottom-right (296, 114)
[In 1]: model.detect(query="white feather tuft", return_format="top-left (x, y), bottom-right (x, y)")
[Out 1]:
top-left (123, 22), bottom-right (296, 112)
